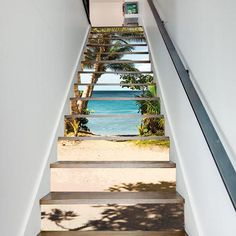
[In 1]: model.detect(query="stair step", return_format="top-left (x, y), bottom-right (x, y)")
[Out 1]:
top-left (78, 70), bottom-right (152, 74)
top-left (89, 36), bottom-right (146, 40)
top-left (58, 139), bottom-right (169, 162)
top-left (87, 44), bottom-right (148, 47)
top-left (74, 83), bottom-right (155, 86)
top-left (58, 136), bottom-right (169, 141)
top-left (84, 51), bottom-right (149, 55)
top-left (50, 161), bottom-right (176, 192)
top-left (65, 114), bottom-right (163, 119)
top-left (81, 60), bottom-right (150, 64)
top-left (90, 32), bottom-right (144, 35)
top-left (40, 192), bottom-right (184, 231)
top-left (50, 161), bottom-right (175, 168)
top-left (70, 97), bottom-right (159, 101)
top-left (40, 192), bottom-right (183, 205)
top-left (38, 231), bottom-right (186, 236)
top-left (91, 26), bottom-right (143, 29)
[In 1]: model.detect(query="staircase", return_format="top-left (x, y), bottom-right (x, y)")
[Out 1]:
top-left (38, 27), bottom-right (186, 235)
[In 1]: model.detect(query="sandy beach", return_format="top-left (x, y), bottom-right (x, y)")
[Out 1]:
top-left (58, 140), bottom-right (169, 161)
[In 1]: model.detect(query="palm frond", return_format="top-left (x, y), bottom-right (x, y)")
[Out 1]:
top-left (106, 63), bottom-right (137, 72)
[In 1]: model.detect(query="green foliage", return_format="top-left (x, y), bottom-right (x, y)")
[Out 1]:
top-left (79, 27), bottom-right (145, 115)
top-left (120, 73), bottom-right (164, 136)
top-left (65, 109), bottom-right (91, 136)
top-left (131, 139), bottom-right (170, 148)
top-left (136, 89), bottom-right (164, 136)
top-left (138, 117), bottom-right (164, 136)
top-left (120, 74), bottom-right (154, 90)
top-left (137, 90), bottom-right (160, 115)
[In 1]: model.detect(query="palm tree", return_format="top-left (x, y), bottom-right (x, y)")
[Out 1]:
top-left (66, 27), bottom-right (145, 136)
top-left (77, 27), bottom-right (145, 113)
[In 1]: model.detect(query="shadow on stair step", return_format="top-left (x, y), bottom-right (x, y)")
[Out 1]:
top-left (41, 203), bottom-right (184, 231)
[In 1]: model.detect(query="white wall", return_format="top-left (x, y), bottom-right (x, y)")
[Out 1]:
top-left (139, 1), bottom-right (236, 236)
top-left (90, 0), bottom-right (124, 26)
top-left (154, 0), bottom-right (236, 167)
top-left (0, 1), bottom-right (89, 235)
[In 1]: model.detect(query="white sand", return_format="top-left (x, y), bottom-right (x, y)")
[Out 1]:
top-left (58, 140), bottom-right (169, 161)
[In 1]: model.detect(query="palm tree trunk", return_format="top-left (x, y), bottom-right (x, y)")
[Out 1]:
top-left (78, 47), bottom-right (104, 114)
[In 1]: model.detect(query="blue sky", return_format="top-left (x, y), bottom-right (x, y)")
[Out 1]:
top-left (81, 45), bottom-right (152, 91)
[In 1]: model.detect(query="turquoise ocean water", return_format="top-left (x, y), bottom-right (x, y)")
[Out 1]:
top-left (87, 90), bottom-right (142, 135)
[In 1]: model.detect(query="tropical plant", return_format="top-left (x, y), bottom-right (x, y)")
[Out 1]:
top-left (120, 74), bottom-right (154, 91)
top-left (65, 108), bottom-right (91, 137)
top-left (65, 27), bottom-right (145, 136)
top-left (136, 88), bottom-right (164, 136)
top-left (120, 74), bottom-right (164, 136)
top-left (79, 27), bottom-right (145, 113)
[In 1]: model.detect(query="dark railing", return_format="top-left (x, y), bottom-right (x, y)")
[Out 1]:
top-left (82, 0), bottom-right (91, 24)
top-left (147, 0), bottom-right (236, 210)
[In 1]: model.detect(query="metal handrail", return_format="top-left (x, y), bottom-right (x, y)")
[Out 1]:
top-left (82, 0), bottom-right (91, 25)
top-left (148, 0), bottom-right (236, 210)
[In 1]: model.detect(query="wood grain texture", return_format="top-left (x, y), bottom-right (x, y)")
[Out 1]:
top-left (74, 83), bottom-right (155, 86)
top-left (81, 60), bottom-right (150, 64)
top-left (38, 231), bottom-right (187, 236)
top-left (91, 26), bottom-right (143, 29)
top-left (50, 161), bottom-right (176, 169)
top-left (65, 114), bottom-right (163, 119)
top-left (87, 44), bottom-right (148, 47)
top-left (90, 32), bottom-right (145, 35)
top-left (84, 52), bottom-right (149, 55)
top-left (78, 70), bottom-right (152, 74)
top-left (70, 97), bottom-right (159, 101)
top-left (40, 192), bottom-right (184, 205)
top-left (89, 36), bottom-right (146, 40)
top-left (58, 136), bottom-right (169, 141)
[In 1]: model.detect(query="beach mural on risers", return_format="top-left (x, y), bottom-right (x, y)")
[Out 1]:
top-left (66, 77), bottom-right (164, 137)
top-left (40, 27), bottom-right (183, 233)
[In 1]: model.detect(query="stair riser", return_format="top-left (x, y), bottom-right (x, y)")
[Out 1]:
top-left (64, 118), bottom-right (165, 137)
top-left (38, 232), bottom-right (186, 236)
top-left (51, 168), bottom-right (176, 192)
top-left (41, 203), bottom-right (184, 231)
top-left (58, 140), bottom-right (169, 161)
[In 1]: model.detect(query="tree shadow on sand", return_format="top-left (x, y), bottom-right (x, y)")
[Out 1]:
top-left (42, 204), bottom-right (183, 231)
top-left (42, 182), bottom-right (183, 232)
top-left (108, 181), bottom-right (176, 192)
top-left (41, 209), bottom-right (78, 230)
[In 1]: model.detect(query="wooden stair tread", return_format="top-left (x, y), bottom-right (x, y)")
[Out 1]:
top-left (89, 36), bottom-right (146, 40)
top-left (91, 26), bottom-right (143, 29)
top-left (74, 83), bottom-right (155, 86)
top-left (50, 161), bottom-right (176, 168)
top-left (78, 71), bottom-right (152, 74)
top-left (40, 191), bottom-right (184, 205)
top-left (58, 135), bottom-right (169, 141)
top-left (65, 114), bottom-right (163, 119)
top-left (70, 97), bottom-right (159, 101)
top-left (86, 52), bottom-right (149, 55)
top-left (90, 32), bottom-right (144, 34)
top-left (81, 60), bottom-right (150, 64)
top-left (38, 231), bottom-right (186, 236)
top-left (87, 44), bottom-right (148, 47)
